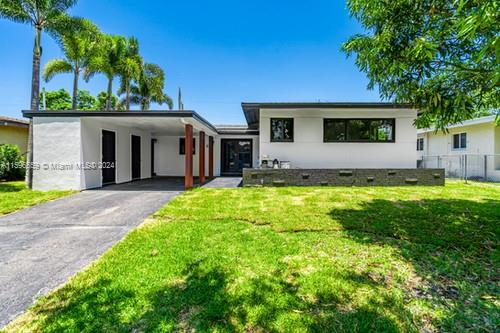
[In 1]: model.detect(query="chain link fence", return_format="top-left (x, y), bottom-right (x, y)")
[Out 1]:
top-left (418, 154), bottom-right (500, 182)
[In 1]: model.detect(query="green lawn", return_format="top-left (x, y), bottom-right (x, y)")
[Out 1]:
top-left (0, 181), bottom-right (75, 216)
top-left (5, 181), bottom-right (499, 332)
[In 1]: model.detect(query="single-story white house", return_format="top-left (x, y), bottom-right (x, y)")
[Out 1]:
top-left (417, 115), bottom-right (500, 181)
top-left (23, 102), bottom-right (422, 190)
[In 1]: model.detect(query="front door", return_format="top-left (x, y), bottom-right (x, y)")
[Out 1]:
top-left (131, 135), bottom-right (141, 180)
top-left (102, 130), bottom-right (116, 185)
top-left (221, 139), bottom-right (252, 176)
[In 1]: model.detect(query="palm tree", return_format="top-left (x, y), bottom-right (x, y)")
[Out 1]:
top-left (126, 63), bottom-right (173, 111)
top-left (117, 37), bottom-right (142, 110)
top-left (0, 0), bottom-right (80, 189)
top-left (43, 19), bottom-right (100, 110)
top-left (85, 34), bottom-right (126, 110)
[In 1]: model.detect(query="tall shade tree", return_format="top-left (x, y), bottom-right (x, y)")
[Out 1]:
top-left (43, 19), bottom-right (100, 110)
top-left (117, 37), bottom-right (142, 110)
top-left (85, 34), bottom-right (126, 110)
top-left (126, 63), bottom-right (173, 111)
top-left (0, 0), bottom-right (80, 188)
top-left (343, 0), bottom-right (499, 130)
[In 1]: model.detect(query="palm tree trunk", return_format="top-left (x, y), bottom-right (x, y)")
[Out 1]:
top-left (125, 81), bottom-right (130, 110)
top-left (106, 77), bottom-right (113, 111)
top-left (26, 26), bottom-right (42, 189)
top-left (72, 65), bottom-right (79, 110)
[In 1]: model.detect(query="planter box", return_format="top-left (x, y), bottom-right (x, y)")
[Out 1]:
top-left (242, 168), bottom-right (445, 187)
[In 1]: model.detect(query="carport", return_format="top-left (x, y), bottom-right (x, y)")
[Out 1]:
top-left (23, 110), bottom-right (219, 191)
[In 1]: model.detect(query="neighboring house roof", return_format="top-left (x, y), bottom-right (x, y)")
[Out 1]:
top-left (241, 102), bottom-right (415, 129)
top-left (417, 115), bottom-right (497, 134)
top-left (0, 116), bottom-right (29, 128)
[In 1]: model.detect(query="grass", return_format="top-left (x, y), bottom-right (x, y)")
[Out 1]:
top-left (0, 181), bottom-right (75, 216)
top-left (4, 181), bottom-right (499, 332)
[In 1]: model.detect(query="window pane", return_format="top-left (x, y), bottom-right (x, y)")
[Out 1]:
top-left (179, 138), bottom-right (196, 155)
top-left (416, 138), bottom-right (423, 151)
top-left (347, 120), bottom-right (371, 141)
top-left (324, 119), bottom-right (345, 141)
top-left (370, 120), bottom-right (394, 141)
top-left (271, 119), bottom-right (293, 142)
top-left (453, 134), bottom-right (459, 149)
top-left (460, 133), bottom-right (466, 148)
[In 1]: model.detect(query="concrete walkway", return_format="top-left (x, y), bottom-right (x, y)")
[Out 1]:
top-left (202, 177), bottom-right (242, 188)
top-left (0, 178), bottom-right (183, 327)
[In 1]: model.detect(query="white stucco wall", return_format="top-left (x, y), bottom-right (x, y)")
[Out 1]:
top-left (32, 117), bottom-right (152, 191)
top-left (33, 117), bottom-right (82, 191)
top-left (81, 118), bottom-right (151, 189)
top-left (154, 136), bottom-right (195, 177)
top-left (259, 108), bottom-right (417, 168)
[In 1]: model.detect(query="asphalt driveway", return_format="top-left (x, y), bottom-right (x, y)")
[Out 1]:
top-left (0, 177), bottom-right (183, 327)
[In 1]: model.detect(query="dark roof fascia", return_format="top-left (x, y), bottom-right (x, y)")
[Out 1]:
top-left (241, 102), bottom-right (414, 109)
top-left (217, 129), bottom-right (260, 135)
top-left (22, 110), bottom-right (218, 133)
top-left (241, 102), bottom-right (416, 129)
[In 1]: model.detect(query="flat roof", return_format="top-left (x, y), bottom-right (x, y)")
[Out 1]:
top-left (241, 102), bottom-right (415, 129)
top-left (22, 110), bottom-right (218, 133)
top-left (0, 116), bottom-right (29, 128)
top-left (417, 115), bottom-right (497, 134)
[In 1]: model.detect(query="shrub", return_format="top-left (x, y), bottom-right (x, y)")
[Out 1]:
top-left (0, 144), bottom-right (25, 181)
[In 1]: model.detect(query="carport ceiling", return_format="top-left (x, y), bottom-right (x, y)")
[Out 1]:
top-left (89, 117), bottom-right (182, 136)
top-left (87, 117), bottom-right (210, 136)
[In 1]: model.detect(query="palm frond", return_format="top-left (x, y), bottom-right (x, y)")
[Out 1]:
top-left (43, 58), bottom-right (73, 81)
top-left (50, 0), bottom-right (79, 12)
top-left (0, 0), bottom-right (33, 24)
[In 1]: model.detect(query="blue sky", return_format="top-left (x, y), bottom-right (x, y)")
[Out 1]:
top-left (0, 0), bottom-right (380, 124)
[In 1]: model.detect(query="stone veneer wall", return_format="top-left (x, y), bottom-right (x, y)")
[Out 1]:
top-left (243, 168), bottom-right (445, 187)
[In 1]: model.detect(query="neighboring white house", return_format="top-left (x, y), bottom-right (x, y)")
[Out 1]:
top-left (23, 102), bottom-right (418, 191)
top-left (417, 115), bottom-right (500, 181)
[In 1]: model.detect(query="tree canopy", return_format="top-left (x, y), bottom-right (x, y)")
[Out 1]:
top-left (343, 0), bottom-right (499, 129)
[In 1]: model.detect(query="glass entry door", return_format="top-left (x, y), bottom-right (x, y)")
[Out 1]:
top-left (221, 139), bottom-right (252, 176)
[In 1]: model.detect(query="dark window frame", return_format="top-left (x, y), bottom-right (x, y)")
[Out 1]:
top-left (323, 118), bottom-right (396, 143)
top-left (452, 132), bottom-right (467, 149)
top-left (270, 118), bottom-right (294, 142)
top-left (417, 138), bottom-right (424, 151)
top-left (179, 137), bottom-right (196, 155)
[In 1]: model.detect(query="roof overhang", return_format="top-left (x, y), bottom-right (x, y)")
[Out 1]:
top-left (22, 110), bottom-right (218, 135)
top-left (417, 115), bottom-right (497, 134)
top-left (241, 102), bottom-right (416, 129)
top-left (214, 125), bottom-right (259, 135)
top-left (0, 116), bottom-right (29, 129)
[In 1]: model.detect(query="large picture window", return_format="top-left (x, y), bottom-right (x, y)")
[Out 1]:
top-left (324, 118), bottom-right (395, 142)
top-left (179, 138), bottom-right (196, 155)
top-left (271, 118), bottom-right (294, 142)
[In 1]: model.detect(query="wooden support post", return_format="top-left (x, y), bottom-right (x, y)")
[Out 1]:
top-left (184, 124), bottom-right (193, 189)
top-left (199, 131), bottom-right (206, 185)
top-left (208, 136), bottom-right (214, 179)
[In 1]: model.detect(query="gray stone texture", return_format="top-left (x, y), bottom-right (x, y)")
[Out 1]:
top-left (243, 168), bottom-right (445, 187)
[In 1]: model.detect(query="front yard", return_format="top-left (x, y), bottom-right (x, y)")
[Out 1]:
top-left (5, 181), bottom-right (499, 332)
top-left (0, 181), bottom-right (75, 216)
